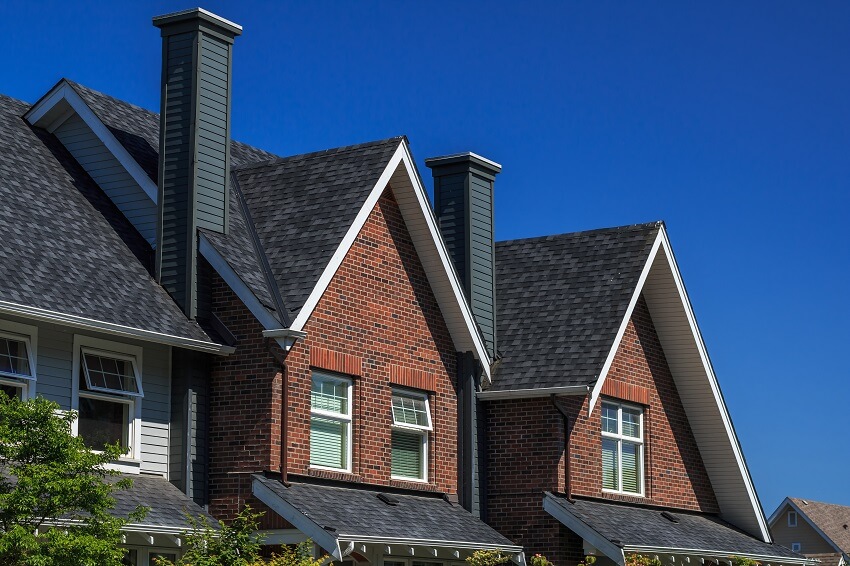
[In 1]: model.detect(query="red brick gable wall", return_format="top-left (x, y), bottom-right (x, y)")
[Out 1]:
top-left (207, 188), bottom-right (459, 522)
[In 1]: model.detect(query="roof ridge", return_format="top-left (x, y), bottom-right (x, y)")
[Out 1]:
top-left (791, 497), bottom-right (850, 509)
top-left (496, 220), bottom-right (663, 246)
top-left (65, 79), bottom-right (160, 120)
top-left (233, 136), bottom-right (405, 172)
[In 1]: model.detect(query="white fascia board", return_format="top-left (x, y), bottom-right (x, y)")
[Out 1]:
top-left (587, 225), bottom-right (770, 543)
top-left (767, 497), bottom-right (792, 526)
top-left (24, 80), bottom-right (159, 203)
top-left (477, 385), bottom-right (589, 400)
top-left (0, 299), bottom-right (233, 355)
top-left (779, 500), bottom-right (845, 555)
top-left (588, 231), bottom-right (663, 414)
top-left (622, 546), bottom-right (815, 565)
top-left (336, 534), bottom-right (523, 554)
top-left (543, 494), bottom-right (625, 566)
top-left (287, 140), bottom-right (491, 379)
top-left (252, 478), bottom-right (342, 559)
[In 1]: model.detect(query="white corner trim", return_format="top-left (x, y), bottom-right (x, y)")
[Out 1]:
top-left (24, 81), bottom-right (159, 203)
top-left (588, 231), bottom-right (663, 414)
top-left (252, 478), bottom-right (342, 559)
top-left (286, 140), bottom-right (492, 378)
top-left (0, 300), bottom-right (233, 355)
top-left (543, 494), bottom-right (625, 566)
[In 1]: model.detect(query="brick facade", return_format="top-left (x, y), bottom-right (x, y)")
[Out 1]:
top-left (485, 294), bottom-right (718, 564)
top-left (208, 188), bottom-right (459, 523)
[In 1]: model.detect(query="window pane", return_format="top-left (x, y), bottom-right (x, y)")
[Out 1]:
top-left (78, 396), bottom-right (129, 451)
top-left (602, 438), bottom-right (618, 490)
top-left (0, 383), bottom-right (22, 400)
top-left (621, 441), bottom-right (640, 494)
top-left (392, 429), bottom-right (424, 479)
top-left (602, 403), bottom-right (618, 434)
top-left (83, 354), bottom-right (139, 395)
top-left (310, 416), bottom-right (347, 469)
top-left (311, 377), bottom-right (348, 415)
top-left (392, 393), bottom-right (429, 427)
top-left (622, 407), bottom-right (641, 438)
top-left (0, 337), bottom-right (30, 377)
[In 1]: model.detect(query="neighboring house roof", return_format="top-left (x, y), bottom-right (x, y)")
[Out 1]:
top-left (770, 498), bottom-right (850, 555)
top-left (491, 222), bottom-right (661, 392)
top-left (252, 474), bottom-right (522, 560)
top-left (111, 473), bottom-right (217, 534)
top-left (544, 494), bottom-right (808, 566)
top-left (0, 93), bottom-right (226, 354)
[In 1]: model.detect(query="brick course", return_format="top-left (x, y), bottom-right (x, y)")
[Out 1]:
top-left (486, 294), bottom-right (718, 564)
top-left (207, 188), bottom-right (459, 524)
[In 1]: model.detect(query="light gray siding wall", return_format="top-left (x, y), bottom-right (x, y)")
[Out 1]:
top-left (53, 114), bottom-right (156, 244)
top-left (0, 315), bottom-right (171, 477)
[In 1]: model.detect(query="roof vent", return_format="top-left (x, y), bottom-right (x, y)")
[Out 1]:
top-left (843, 524), bottom-right (848, 530)
top-left (661, 511), bottom-right (679, 523)
top-left (802, 500), bottom-right (809, 505)
top-left (377, 493), bottom-right (399, 506)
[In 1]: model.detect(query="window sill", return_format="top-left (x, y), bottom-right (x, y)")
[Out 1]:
top-left (601, 490), bottom-right (646, 504)
top-left (307, 467), bottom-right (363, 483)
top-left (104, 458), bottom-right (141, 474)
top-left (389, 478), bottom-right (439, 492)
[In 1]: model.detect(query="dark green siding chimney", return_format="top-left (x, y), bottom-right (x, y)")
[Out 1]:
top-left (153, 8), bottom-right (241, 318)
top-left (425, 153), bottom-right (501, 358)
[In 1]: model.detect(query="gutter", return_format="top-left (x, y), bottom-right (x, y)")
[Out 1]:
top-left (0, 300), bottom-right (234, 355)
top-left (622, 546), bottom-right (816, 565)
top-left (477, 385), bottom-right (589, 401)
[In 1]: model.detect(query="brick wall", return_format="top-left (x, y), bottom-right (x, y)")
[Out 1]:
top-left (207, 188), bottom-right (459, 523)
top-left (485, 294), bottom-right (718, 564)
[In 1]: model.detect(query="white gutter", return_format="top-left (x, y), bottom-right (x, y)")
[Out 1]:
top-left (622, 546), bottom-right (815, 566)
top-left (477, 385), bottom-right (589, 400)
top-left (336, 534), bottom-right (524, 554)
top-left (0, 300), bottom-right (234, 355)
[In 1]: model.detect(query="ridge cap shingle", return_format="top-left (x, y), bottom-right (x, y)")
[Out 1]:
top-left (496, 220), bottom-right (663, 247)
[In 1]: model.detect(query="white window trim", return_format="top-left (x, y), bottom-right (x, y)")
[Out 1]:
top-left (390, 388), bottom-right (432, 483)
top-left (601, 399), bottom-right (645, 497)
top-left (80, 346), bottom-right (144, 397)
top-left (788, 511), bottom-right (798, 527)
top-left (309, 371), bottom-right (353, 473)
top-left (0, 319), bottom-right (38, 400)
top-left (71, 335), bottom-right (143, 469)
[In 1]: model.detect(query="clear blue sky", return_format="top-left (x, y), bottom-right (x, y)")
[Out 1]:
top-left (2, 1), bottom-right (848, 514)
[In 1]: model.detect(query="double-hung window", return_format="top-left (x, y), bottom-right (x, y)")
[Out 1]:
top-left (0, 330), bottom-right (36, 400)
top-left (390, 389), bottom-right (431, 482)
top-left (601, 400), bottom-right (644, 495)
top-left (77, 348), bottom-right (143, 453)
top-left (310, 372), bottom-right (352, 471)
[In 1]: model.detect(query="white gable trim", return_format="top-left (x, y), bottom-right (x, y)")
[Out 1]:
top-left (24, 80), bottom-right (159, 203)
top-left (288, 140), bottom-right (492, 380)
top-left (769, 498), bottom-right (846, 555)
top-left (588, 225), bottom-right (771, 543)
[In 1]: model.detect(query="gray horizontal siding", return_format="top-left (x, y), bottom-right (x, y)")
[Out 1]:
top-left (53, 114), bottom-right (156, 244)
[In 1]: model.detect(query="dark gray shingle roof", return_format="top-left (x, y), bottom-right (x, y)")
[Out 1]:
top-left (0, 93), bottom-right (213, 343)
top-left (547, 494), bottom-right (802, 559)
top-left (112, 473), bottom-right (216, 530)
top-left (254, 474), bottom-right (517, 548)
top-left (491, 223), bottom-right (661, 392)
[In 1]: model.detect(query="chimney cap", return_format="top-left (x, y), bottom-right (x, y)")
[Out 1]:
top-left (424, 152), bottom-right (502, 175)
top-left (153, 7), bottom-right (242, 37)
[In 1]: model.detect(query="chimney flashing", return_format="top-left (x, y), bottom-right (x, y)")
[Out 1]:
top-left (425, 152), bottom-right (502, 175)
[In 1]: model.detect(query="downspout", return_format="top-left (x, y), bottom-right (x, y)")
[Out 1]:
top-left (266, 341), bottom-right (293, 487)
top-left (552, 395), bottom-right (573, 501)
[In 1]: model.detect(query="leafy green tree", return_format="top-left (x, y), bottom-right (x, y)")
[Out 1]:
top-left (0, 393), bottom-right (145, 566)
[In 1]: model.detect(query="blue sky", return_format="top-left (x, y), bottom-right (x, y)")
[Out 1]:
top-left (1, 1), bottom-right (848, 513)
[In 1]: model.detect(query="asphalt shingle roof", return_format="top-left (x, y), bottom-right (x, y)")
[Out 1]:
top-left (254, 474), bottom-right (517, 548)
top-left (790, 498), bottom-right (850, 554)
top-left (0, 93), bottom-right (213, 343)
top-left (112, 473), bottom-right (216, 530)
top-left (491, 223), bottom-right (661, 392)
top-left (547, 494), bottom-right (802, 559)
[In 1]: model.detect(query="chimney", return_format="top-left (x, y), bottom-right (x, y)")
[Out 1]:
top-left (425, 153), bottom-right (501, 358)
top-left (153, 8), bottom-right (242, 318)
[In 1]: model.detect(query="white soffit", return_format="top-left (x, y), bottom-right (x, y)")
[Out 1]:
top-left (288, 140), bottom-right (492, 380)
top-left (589, 227), bottom-right (771, 542)
top-left (24, 80), bottom-right (159, 203)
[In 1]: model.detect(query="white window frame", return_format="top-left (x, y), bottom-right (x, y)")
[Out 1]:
top-left (601, 399), bottom-right (645, 496)
top-left (390, 388), bottom-right (432, 483)
top-left (71, 335), bottom-right (143, 468)
top-left (791, 543), bottom-right (801, 553)
top-left (309, 371), bottom-right (353, 473)
top-left (788, 511), bottom-right (798, 527)
top-left (80, 347), bottom-right (144, 397)
top-left (0, 319), bottom-right (38, 401)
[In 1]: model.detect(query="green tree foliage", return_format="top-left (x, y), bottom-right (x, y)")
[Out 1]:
top-left (466, 549), bottom-right (513, 566)
top-left (154, 506), bottom-right (329, 566)
top-left (625, 555), bottom-right (661, 566)
top-left (0, 393), bottom-right (145, 566)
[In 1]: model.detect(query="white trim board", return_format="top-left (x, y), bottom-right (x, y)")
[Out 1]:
top-left (24, 80), bottom-right (159, 203)
top-left (587, 225), bottom-right (771, 543)
top-left (288, 139), bottom-right (492, 380)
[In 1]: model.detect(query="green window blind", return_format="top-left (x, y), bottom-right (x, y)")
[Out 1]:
top-left (622, 407), bottom-right (641, 438)
top-left (312, 376), bottom-right (348, 414)
top-left (602, 438), bottom-right (618, 490)
top-left (621, 441), bottom-right (640, 494)
top-left (311, 416), bottom-right (348, 469)
top-left (392, 429), bottom-right (423, 479)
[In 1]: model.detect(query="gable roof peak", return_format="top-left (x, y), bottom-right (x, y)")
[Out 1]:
top-left (231, 136), bottom-right (405, 173)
